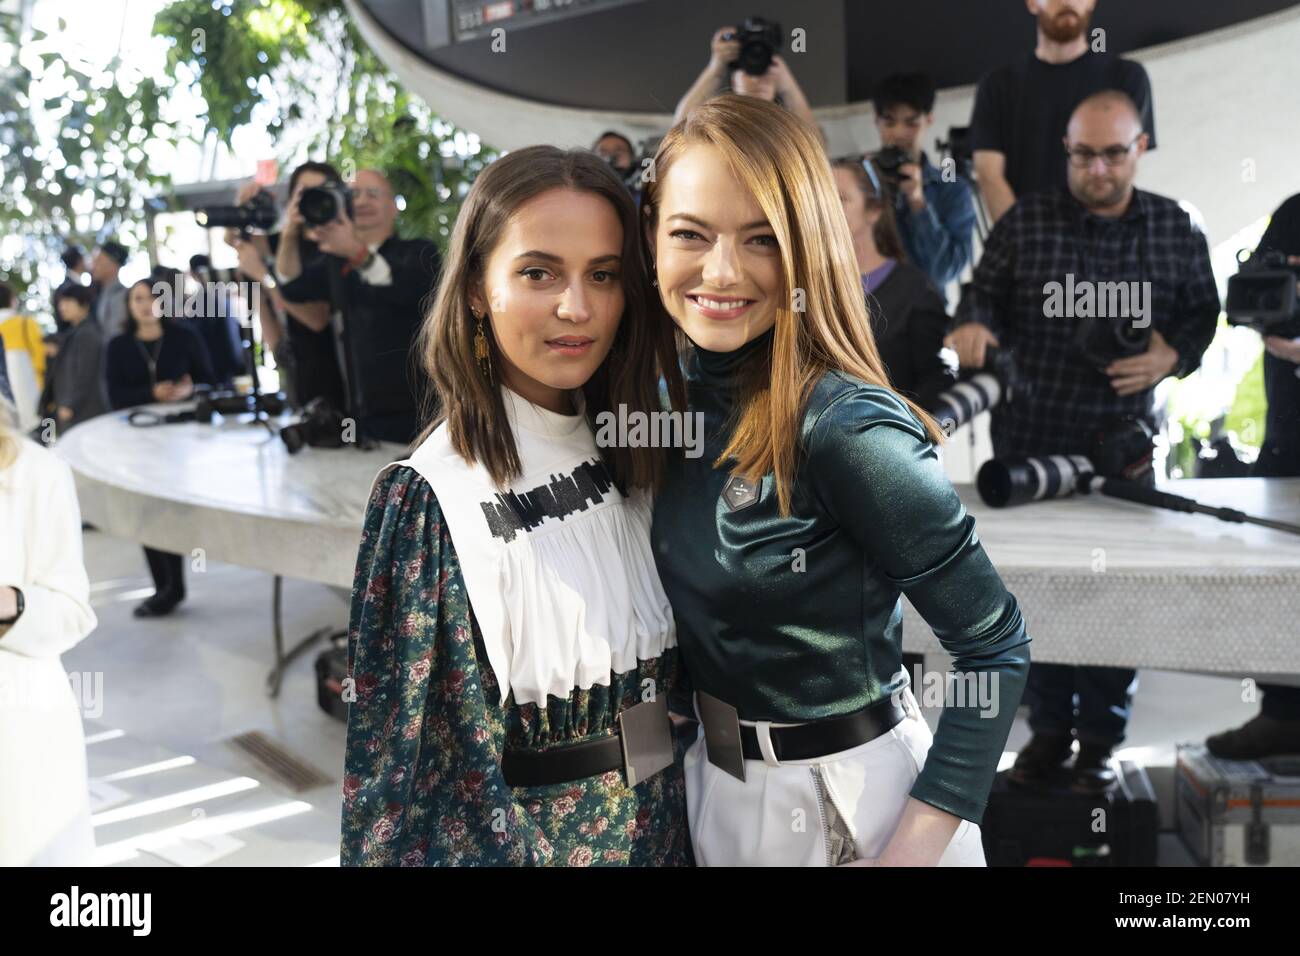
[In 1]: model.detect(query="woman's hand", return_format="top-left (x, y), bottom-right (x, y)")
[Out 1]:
top-left (172, 375), bottom-right (195, 401)
top-left (875, 797), bottom-right (962, 867)
top-left (152, 382), bottom-right (175, 403)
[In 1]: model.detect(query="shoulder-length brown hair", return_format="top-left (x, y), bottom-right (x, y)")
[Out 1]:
top-left (642, 95), bottom-right (945, 515)
top-left (418, 145), bottom-right (685, 491)
top-left (831, 156), bottom-right (908, 263)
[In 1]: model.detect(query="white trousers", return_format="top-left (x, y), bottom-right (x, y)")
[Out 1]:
top-left (685, 687), bottom-right (987, 867)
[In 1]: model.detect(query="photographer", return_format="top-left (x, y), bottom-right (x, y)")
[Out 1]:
top-left (873, 72), bottom-right (976, 298)
top-left (592, 131), bottom-right (636, 180)
top-left (673, 23), bottom-right (819, 137)
top-left (948, 92), bottom-right (1218, 791)
top-left (184, 255), bottom-right (245, 388)
top-left (277, 168), bottom-right (440, 445)
top-left (227, 162), bottom-right (343, 411)
top-left (1205, 192), bottom-right (1300, 760)
top-left (970, 0), bottom-right (1155, 223)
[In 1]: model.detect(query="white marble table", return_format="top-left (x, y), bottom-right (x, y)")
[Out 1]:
top-left (56, 409), bottom-right (1300, 679)
top-left (57, 405), bottom-right (402, 589)
top-left (57, 406), bottom-right (405, 694)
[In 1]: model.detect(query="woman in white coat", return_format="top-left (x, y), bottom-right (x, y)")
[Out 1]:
top-left (0, 393), bottom-right (98, 865)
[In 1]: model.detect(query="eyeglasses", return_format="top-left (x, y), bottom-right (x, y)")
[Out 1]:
top-left (1065, 136), bottom-right (1142, 168)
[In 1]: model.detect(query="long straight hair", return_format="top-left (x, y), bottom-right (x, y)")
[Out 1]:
top-left (418, 145), bottom-right (685, 491)
top-left (642, 95), bottom-right (945, 515)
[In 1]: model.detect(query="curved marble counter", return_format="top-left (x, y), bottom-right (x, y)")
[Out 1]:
top-left (56, 406), bottom-right (404, 590)
top-left (56, 409), bottom-right (1300, 677)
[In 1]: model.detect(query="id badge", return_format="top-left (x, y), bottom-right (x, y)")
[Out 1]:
top-left (618, 696), bottom-right (673, 787)
top-left (696, 690), bottom-right (746, 782)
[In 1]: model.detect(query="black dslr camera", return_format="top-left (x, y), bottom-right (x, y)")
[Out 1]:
top-left (724, 17), bottom-right (782, 76)
top-left (299, 180), bottom-right (355, 226)
top-left (871, 145), bottom-right (912, 196)
top-left (1226, 249), bottom-right (1300, 336)
top-left (280, 397), bottom-right (348, 454)
top-left (195, 189), bottom-right (278, 235)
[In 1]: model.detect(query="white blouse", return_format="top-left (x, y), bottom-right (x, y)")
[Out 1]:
top-left (380, 387), bottom-right (676, 708)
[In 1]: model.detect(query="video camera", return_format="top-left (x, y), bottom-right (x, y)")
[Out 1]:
top-left (195, 190), bottom-right (278, 235)
top-left (723, 17), bottom-right (782, 76)
top-left (1226, 249), bottom-right (1300, 336)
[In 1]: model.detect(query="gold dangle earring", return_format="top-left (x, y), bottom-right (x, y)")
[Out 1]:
top-left (472, 307), bottom-right (493, 383)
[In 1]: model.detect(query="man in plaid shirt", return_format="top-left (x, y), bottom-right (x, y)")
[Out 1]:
top-left (948, 90), bottom-right (1220, 791)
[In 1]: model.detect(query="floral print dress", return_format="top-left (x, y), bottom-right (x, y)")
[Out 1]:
top-left (341, 466), bottom-right (692, 866)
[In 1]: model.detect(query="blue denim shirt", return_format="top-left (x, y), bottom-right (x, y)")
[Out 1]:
top-left (894, 154), bottom-right (976, 296)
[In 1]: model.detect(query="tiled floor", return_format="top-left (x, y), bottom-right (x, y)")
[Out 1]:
top-left (64, 527), bottom-right (1268, 866)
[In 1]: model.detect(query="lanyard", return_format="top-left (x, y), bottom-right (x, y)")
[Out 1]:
top-left (135, 335), bottom-right (164, 387)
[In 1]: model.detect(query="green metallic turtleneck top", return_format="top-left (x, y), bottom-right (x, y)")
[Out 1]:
top-left (651, 329), bottom-right (1031, 824)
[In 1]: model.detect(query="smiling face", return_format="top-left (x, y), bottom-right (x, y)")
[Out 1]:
top-left (648, 143), bottom-right (782, 353)
top-left (471, 187), bottom-right (625, 413)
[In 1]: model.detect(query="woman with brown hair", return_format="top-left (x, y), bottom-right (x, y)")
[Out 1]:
top-left (644, 95), bottom-right (1030, 866)
top-left (341, 146), bottom-right (690, 866)
top-left (831, 157), bottom-right (956, 411)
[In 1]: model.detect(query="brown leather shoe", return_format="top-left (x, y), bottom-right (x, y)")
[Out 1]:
top-left (1206, 714), bottom-right (1300, 762)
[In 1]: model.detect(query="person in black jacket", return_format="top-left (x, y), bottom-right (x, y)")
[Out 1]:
top-left (106, 279), bottom-right (216, 618)
top-left (51, 284), bottom-right (109, 431)
top-left (1206, 193), bottom-right (1300, 760)
top-left (832, 156), bottom-right (956, 411)
top-left (278, 168), bottom-right (440, 445)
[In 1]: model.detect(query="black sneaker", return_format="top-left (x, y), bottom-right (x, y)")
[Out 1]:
top-left (1007, 732), bottom-right (1073, 788)
top-left (1070, 742), bottom-right (1117, 793)
top-left (1206, 714), bottom-right (1300, 762)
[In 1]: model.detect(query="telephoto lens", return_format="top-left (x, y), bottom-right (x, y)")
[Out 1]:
top-left (929, 346), bottom-right (1021, 435)
top-left (977, 455), bottom-right (1095, 508)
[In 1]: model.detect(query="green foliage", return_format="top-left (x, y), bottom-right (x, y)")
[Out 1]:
top-left (1224, 349), bottom-right (1266, 449)
top-left (0, 10), bottom-right (174, 310)
top-left (153, 0), bottom-right (495, 249)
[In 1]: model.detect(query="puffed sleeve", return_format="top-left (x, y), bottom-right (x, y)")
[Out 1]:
top-left (808, 386), bottom-right (1030, 824)
top-left (0, 445), bottom-right (97, 660)
top-left (341, 466), bottom-right (555, 865)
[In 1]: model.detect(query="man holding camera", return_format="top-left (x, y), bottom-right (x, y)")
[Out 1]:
top-left (674, 23), bottom-right (818, 135)
top-left (228, 162), bottom-right (344, 412)
top-left (1206, 193), bottom-right (1300, 760)
top-left (970, 0), bottom-right (1155, 223)
top-left (276, 168), bottom-right (440, 446)
top-left (873, 72), bottom-right (977, 298)
top-left (948, 91), bottom-right (1219, 791)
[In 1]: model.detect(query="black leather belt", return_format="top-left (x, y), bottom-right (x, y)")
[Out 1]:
top-left (501, 735), bottom-right (624, 788)
top-left (500, 697), bottom-right (676, 788)
top-left (738, 696), bottom-right (907, 763)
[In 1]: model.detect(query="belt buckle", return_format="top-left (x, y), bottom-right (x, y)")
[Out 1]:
top-left (617, 696), bottom-right (673, 787)
top-left (696, 690), bottom-right (747, 782)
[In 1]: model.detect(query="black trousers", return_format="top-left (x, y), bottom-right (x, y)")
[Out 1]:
top-left (142, 547), bottom-right (185, 599)
top-left (1251, 422), bottom-right (1300, 721)
top-left (1015, 464), bottom-right (1153, 749)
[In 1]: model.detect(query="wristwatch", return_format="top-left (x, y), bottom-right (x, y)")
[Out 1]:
top-left (0, 587), bottom-right (24, 625)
